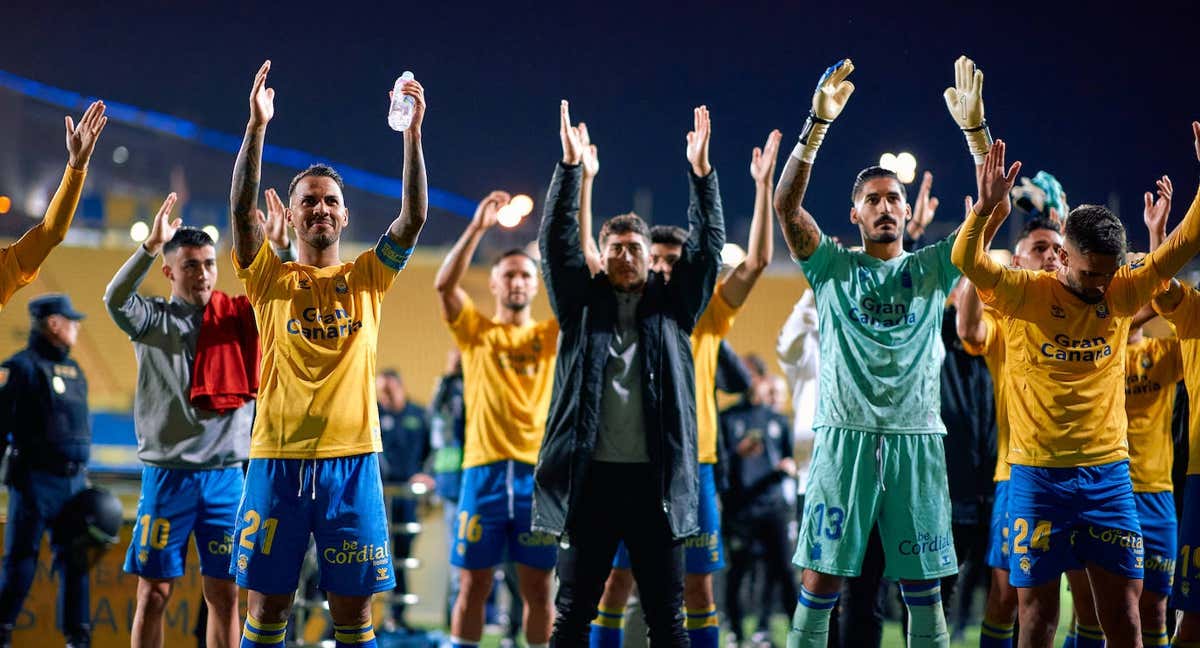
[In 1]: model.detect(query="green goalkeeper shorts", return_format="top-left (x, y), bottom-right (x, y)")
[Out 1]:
top-left (792, 426), bottom-right (958, 581)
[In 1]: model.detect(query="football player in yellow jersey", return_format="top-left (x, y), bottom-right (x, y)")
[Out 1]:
top-left (1124, 303), bottom-right (1183, 648)
top-left (573, 130), bottom-right (778, 648)
top-left (0, 100), bottom-right (107, 310)
top-left (953, 127), bottom-right (1200, 646)
top-left (434, 192), bottom-right (559, 648)
top-left (958, 216), bottom-right (1062, 648)
top-left (226, 61), bottom-right (428, 648)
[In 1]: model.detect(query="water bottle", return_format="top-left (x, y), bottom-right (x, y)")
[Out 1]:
top-left (387, 71), bottom-right (416, 132)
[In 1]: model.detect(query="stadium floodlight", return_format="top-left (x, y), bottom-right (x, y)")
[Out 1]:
top-left (721, 243), bottom-right (746, 269)
top-left (896, 152), bottom-right (917, 183)
top-left (130, 221), bottom-right (149, 242)
top-left (497, 193), bottom-right (534, 228)
top-left (202, 225), bottom-right (220, 243)
top-left (0, 196), bottom-right (10, 215)
top-left (112, 146), bottom-right (129, 165)
top-left (879, 153), bottom-right (898, 171)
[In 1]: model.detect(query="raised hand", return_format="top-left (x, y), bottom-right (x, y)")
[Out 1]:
top-left (1143, 175), bottom-right (1173, 249)
top-left (560, 101), bottom-right (585, 165)
top-left (750, 129), bottom-right (782, 184)
top-left (1194, 121), bottom-right (1200, 162)
top-left (249, 60), bottom-right (275, 129)
top-left (580, 123), bottom-right (599, 179)
top-left (471, 190), bottom-right (512, 231)
top-left (812, 59), bottom-right (855, 122)
top-left (65, 100), bottom-right (109, 170)
top-left (393, 76), bottom-right (427, 133)
top-left (974, 140), bottom-right (1021, 218)
top-left (910, 171), bottom-right (941, 236)
top-left (259, 188), bottom-right (290, 249)
top-left (143, 193), bottom-right (181, 255)
top-left (944, 55), bottom-right (985, 129)
top-left (686, 105), bottom-right (712, 177)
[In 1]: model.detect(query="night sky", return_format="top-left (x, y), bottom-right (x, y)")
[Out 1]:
top-left (5, 1), bottom-right (1200, 248)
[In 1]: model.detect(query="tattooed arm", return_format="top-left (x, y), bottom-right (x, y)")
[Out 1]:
top-left (230, 61), bottom-right (273, 268)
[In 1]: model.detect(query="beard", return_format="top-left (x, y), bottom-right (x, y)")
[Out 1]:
top-left (301, 229), bottom-right (338, 250)
top-left (503, 297), bottom-right (529, 311)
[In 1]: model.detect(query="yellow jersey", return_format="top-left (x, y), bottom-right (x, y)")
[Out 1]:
top-left (1124, 336), bottom-right (1182, 492)
top-left (236, 242), bottom-right (397, 459)
top-left (693, 285), bottom-right (740, 464)
top-left (0, 166), bottom-right (86, 309)
top-left (1154, 283), bottom-right (1200, 474)
top-left (977, 265), bottom-right (1166, 468)
top-left (447, 295), bottom-right (558, 468)
top-left (960, 306), bottom-right (1016, 481)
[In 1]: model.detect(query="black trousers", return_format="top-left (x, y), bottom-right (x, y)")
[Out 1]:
top-left (724, 507), bottom-right (797, 639)
top-left (550, 462), bottom-right (689, 647)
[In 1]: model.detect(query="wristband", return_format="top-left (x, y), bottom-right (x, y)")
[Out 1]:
top-left (962, 120), bottom-right (993, 164)
top-left (791, 114), bottom-right (830, 164)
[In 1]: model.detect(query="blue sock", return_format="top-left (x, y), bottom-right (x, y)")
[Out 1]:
top-left (685, 605), bottom-right (719, 648)
top-left (1061, 624), bottom-right (1076, 648)
top-left (787, 586), bottom-right (840, 647)
top-left (241, 616), bottom-right (286, 648)
top-left (979, 619), bottom-right (1014, 648)
top-left (589, 605), bottom-right (625, 648)
top-left (450, 638), bottom-right (479, 648)
top-left (900, 581), bottom-right (949, 648)
top-left (1073, 622), bottom-right (1104, 648)
top-left (334, 621), bottom-right (378, 647)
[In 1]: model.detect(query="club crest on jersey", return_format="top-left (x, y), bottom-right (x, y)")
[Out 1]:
top-left (334, 278), bottom-right (349, 294)
top-left (1051, 305), bottom-right (1066, 319)
top-left (857, 268), bottom-right (871, 283)
top-left (1141, 354), bottom-right (1153, 370)
top-left (298, 279), bottom-right (311, 290)
top-left (1096, 303), bottom-right (1109, 319)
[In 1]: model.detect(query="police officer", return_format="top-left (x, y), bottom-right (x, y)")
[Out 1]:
top-left (0, 294), bottom-right (91, 648)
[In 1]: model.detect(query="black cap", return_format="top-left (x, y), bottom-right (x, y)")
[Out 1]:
top-left (28, 294), bottom-right (85, 321)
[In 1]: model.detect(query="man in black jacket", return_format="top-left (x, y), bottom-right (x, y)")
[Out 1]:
top-left (534, 101), bottom-right (724, 647)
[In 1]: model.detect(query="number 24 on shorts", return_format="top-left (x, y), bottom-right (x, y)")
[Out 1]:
top-left (1012, 518), bottom-right (1051, 554)
top-left (239, 510), bottom-right (280, 555)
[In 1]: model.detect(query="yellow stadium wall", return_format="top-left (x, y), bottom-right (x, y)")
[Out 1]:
top-left (0, 244), bottom-right (812, 411)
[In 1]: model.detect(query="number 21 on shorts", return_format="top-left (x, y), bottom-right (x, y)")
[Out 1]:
top-left (239, 510), bottom-right (279, 555)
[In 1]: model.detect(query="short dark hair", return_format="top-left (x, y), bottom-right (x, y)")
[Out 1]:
top-left (649, 225), bottom-right (687, 247)
top-left (851, 166), bottom-right (907, 203)
top-left (598, 212), bottom-right (650, 246)
top-left (742, 353), bottom-right (768, 379)
top-left (1063, 205), bottom-right (1126, 257)
top-left (380, 368), bottom-right (402, 383)
top-left (163, 226), bottom-right (215, 256)
top-left (1014, 217), bottom-right (1062, 250)
top-left (493, 248), bottom-right (536, 268)
top-left (288, 164), bottom-right (345, 199)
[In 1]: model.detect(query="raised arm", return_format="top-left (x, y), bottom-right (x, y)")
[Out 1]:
top-left (721, 129), bottom-right (780, 308)
top-left (104, 193), bottom-right (178, 337)
top-left (230, 61), bottom-right (273, 268)
top-left (1141, 123), bottom-right (1200, 279)
top-left (671, 106), bottom-right (725, 321)
top-left (951, 140), bottom-right (1022, 289)
top-left (538, 101), bottom-right (593, 319)
top-left (385, 77), bottom-right (428, 248)
top-left (10, 101), bottom-right (107, 275)
top-left (774, 59), bottom-right (854, 260)
top-left (1143, 175), bottom-right (1173, 252)
top-left (956, 277), bottom-right (989, 348)
top-left (578, 123), bottom-right (603, 275)
top-left (434, 191), bottom-right (511, 322)
top-left (907, 171), bottom-right (940, 243)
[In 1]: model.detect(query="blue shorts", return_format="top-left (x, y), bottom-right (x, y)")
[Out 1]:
top-left (985, 480), bottom-right (1011, 571)
top-left (451, 460), bottom-right (556, 570)
top-left (1135, 491), bottom-right (1177, 596)
top-left (230, 455), bottom-right (395, 596)
top-left (1007, 461), bottom-right (1143, 588)
top-left (613, 463), bottom-right (724, 575)
top-left (1172, 475), bottom-right (1200, 610)
top-left (124, 466), bottom-right (243, 579)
